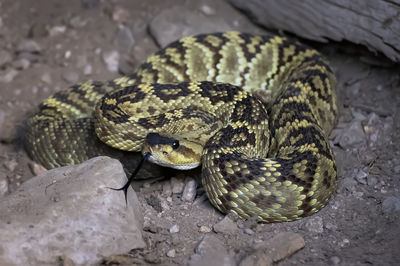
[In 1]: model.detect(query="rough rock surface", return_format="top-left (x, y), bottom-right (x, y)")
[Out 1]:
top-left (229, 0), bottom-right (400, 62)
top-left (0, 156), bottom-right (145, 266)
top-left (149, 0), bottom-right (263, 47)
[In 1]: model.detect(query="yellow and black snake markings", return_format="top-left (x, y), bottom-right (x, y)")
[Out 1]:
top-left (27, 32), bottom-right (337, 222)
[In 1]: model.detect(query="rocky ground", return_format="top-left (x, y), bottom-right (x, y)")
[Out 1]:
top-left (0, 0), bottom-right (399, 265)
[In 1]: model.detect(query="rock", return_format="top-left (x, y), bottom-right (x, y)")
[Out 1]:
top-left (162, 181), bottom-right (173, 197)
top-left (83, 64), bottom-right (92, 75)
top-left (199, 225), bottom-right (212, 233)
top-left (244, 228), bottom-right (255, 235)
top-left (169, 224), bottom-right (180, 233)
top-left (16, 39), bottom-right (41, 53)
top-left (382, 196), bottom-right (400, 214)
top-left (3, 158), bottom-right (18, 172)
top-left (394, 165), bottom-right (400, 174)
top-left (334, 120), bottom-right (366, 148)
top-left (166, 249), bottom-right (176, 258)
top-left (329, 256), bottom-right (341, 265)
top-left (250, 232), bottom-right (305, 263)
top-left (188, 233), bottom-right (235, 266)
top-left (12, 58), bottom-right (30, 70)
top-left (367, 175), bottom-right (378, 187)
top-left (81, 0), bottom-right (101, 9)
top-left (239, 250), bottom-right (273, 266)
top-left (113, 25), bottom-right (135, 53)
top-left (354, 169), bottom-right (368, 185)
top-left (171, 176), bottom-right (185, 194)
top-left (102, 50), bottom-right (120, 73)
top-left (149, 1), bottom-right (262, 47)
top-left (40, 73), bottom-right (52, 84)
top-left (303, 216), bottom-right (324, 233)
top-left (28, 161), bottom-right (47, 176)
top-left (182, 178), bottom-right (197, 202)
top-left (62, 70), bottom-right (79, 83)
top-left (0, 157), bottom-right (145, 265)
top-left (363, 113), bottom-right (393, 148)
top-left (0, 174), bottom-right (8, 197)
top-left (48, 25), bottom-right (67, 37)
top-left (112, 6), bottom-right (130, 24)
top-left (213, 216), bottom-right (238, 235)
top-left (0, 49), bottom-right (12, 67)
top-left (0, 69), bottom-right (18, 83)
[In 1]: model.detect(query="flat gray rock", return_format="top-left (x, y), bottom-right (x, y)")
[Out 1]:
top-left (0, 156), bottom-right (145, 266)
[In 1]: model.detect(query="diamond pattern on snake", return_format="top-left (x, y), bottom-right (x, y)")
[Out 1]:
top-left (26, 32), bottom-right (338, 222)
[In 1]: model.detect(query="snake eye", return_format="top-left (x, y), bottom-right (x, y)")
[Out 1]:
top-left (172, 141), bottom-right (179, 150)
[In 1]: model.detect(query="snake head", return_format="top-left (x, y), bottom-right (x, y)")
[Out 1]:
top-left (142, 132), bottom-right (202, 170)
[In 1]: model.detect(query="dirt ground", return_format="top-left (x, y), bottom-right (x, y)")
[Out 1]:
top-left (0, 0), bottom-right (399, 265)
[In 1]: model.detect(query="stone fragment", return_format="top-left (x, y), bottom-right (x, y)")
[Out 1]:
top-left (252, 232), bottom-right (305, 262)
top-left (171, 176), bottom-right (185, 194)
top-left (239, 250), bottom-right (273, 266)
top-left (166, 249), bottom-right (176, 258)
top-left (188, 233), bottom-right (235, 266)
top-left (0, 174), bottom-right (8, 197)
top-left (62, 70), bottom-right (79, 83)
top-left (0, 157), bottom-right (145, 265)
top-left (0, 49), bottom-right (12, 67)
top-left (213, 216), bottom-right (238, 235)
top-left (382, 196), bottom-right (400, 214)
top-left (354, 169), bottom-right (368, 185)
top-left (17, 39), bottom-right (41, 53)
top-left (3, 158), bottom-right (17, 171)
top-left (102, 50), bottom-right (120, 73)
top-left (28, 161), bottom-right (47, 176)
top-left (114, 25), bottom-right (135, 53)
top-left (0, 69), bottom-right (18, 83)
top-left (12, 58), bottom-right (30, 70)
top-left (199, 225), bottom-right (212, 233)
top-left (169, 224), bottom-right (180, 233)
top-left (334, 120), bottom-right (366, 148)
top-left (112, 6), bottom-right (130, 24)
top-left (182, 178), bottom-right (197, 202)
top-left (303, 216), bottom-right (324, 233)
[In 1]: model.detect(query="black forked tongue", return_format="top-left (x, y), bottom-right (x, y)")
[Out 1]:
top-left (108, 152), bottom-right (150, 206)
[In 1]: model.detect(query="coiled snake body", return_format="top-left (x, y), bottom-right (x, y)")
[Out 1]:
top-left (27, 32), bottom-right (337, 222)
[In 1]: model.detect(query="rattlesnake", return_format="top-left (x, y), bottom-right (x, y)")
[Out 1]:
top-left (27, 32), bottom-right (338, 222)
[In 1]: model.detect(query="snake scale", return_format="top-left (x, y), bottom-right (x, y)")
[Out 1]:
top-left (26, 32), bottom-right (338, 222)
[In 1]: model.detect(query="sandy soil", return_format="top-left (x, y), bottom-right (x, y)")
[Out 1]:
top-left (0, 0), bottom-right (399, 265)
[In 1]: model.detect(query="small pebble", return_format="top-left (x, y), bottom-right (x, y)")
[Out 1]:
top-left (382, 196), bottom-right (400, 214)
top-left (4, 159), bottom-right (18, 172)
top-left (113, 25), bottom-right (135, 53)
top-left (354, 169), bottom-right (368, 185)
top-left (181, 178), bottom-right (197, 202)
top-left (329, 256), bottom-right (341, 265)
top-left (17, 39), bottom-right (41, 53)
top-left (102, 50), bottom-right (119, 73)
top-left (12, 58), bottom-right (30, 70)
top-left (0, 50), bottom-right (12, 67)
top-left (0, 69), bottom-right (18, 83)
top-left (166, 249), bottom-right (176, 258)
top-left (169, 224), bottom-right (180, 233)
top-left (171, 176), bottom-right (185, 194)
top-left (244, 228), bottom-right (254, 235)
top-left (0, 176), bottom-right (8, 196)
top-left (83, 65), bottom-right (92, 75)
top-left (62, 71), bottom-right (79, 83)
top-left (303, 216), bottom-right (324, 234)
top-left (199, 225), bottom-right (211, 233)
